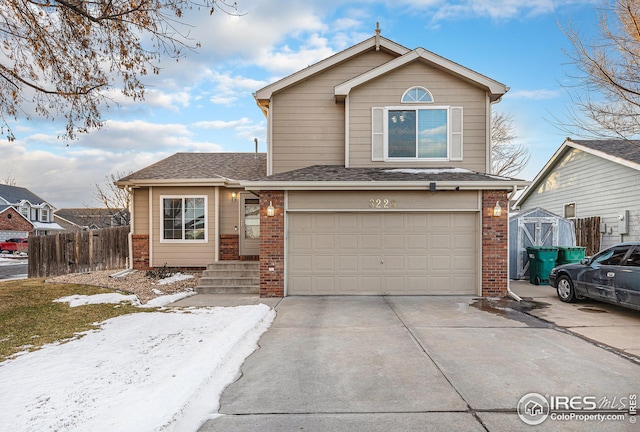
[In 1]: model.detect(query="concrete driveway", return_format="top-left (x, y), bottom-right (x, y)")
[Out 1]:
top-left (199, 294), bottom-right (639, 432)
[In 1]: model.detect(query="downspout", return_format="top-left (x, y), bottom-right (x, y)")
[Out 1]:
top-left (506, 185), bottom-right (522, 301)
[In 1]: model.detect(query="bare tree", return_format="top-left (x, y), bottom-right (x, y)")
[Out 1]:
top-left (0, 0), bottom-right (241, 141)
top-left (93, 171), bottom-right (133, 225)
top-left (491, 111), bottom-right (530, 177)
top-left (0, 174), bottom-right (18, 186)
top-left (562, 0), bottom-right (640, 138)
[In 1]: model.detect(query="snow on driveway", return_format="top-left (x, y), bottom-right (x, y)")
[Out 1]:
top-left (0, 304), bottom-right (275, 432)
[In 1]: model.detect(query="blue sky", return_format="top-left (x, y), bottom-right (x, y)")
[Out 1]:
top-left (2, 0), bottom-right (601, 208)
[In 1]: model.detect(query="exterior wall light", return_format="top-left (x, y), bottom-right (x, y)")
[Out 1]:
top-left (231, 191), bottom-right (237, 202)
top-left (493, 201), bottom-right (502, 217)
top-left (267, 201), bottom-right (275, 217)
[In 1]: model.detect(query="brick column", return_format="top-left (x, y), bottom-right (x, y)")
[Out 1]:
top-left (259, 191), bottom-right (285, 297)
top-left (482, 190), bottom-right (508, 297)
top-left (131, 234), bottom-right (150, 270)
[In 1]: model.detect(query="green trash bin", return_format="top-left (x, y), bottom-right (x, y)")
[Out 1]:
top-left (556, 246), bottom-right (586, 266)
top-left (527, 246), bottom-right (558, 285)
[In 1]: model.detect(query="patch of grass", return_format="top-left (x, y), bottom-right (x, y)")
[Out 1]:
top-left (0, 278), bottom-right (153, 362)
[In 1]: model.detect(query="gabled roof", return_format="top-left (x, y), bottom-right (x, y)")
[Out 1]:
top-left (242, 165), bottom-right (528, 191)
top-left (334, 47), bottom-right (508, 102)
top-left (254, 35), bottom-right (410, 107)
top-left (515, 138), bottom-right (640, 206)
top-left (0, 184), bottom-right (49, 206)
top-left (115, 153), bottom-right (267, 187)
top-left (54, 208), bottom-right (128, 230)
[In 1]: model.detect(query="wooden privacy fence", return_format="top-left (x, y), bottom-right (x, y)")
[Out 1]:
top-left (575, 216), bottom-right (601, 256)
top-left (28, 226), bottom-right (129, 278)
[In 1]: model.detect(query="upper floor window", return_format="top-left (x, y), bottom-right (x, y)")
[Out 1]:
top-left (388, 107), bottom-right (447, 159)
top-left (372, 106), bottom-right (463, 161)
top-left (161, 196), bottom-right (207, 242)
top-left (20, 207), bottom-right (29, 219)
top-left (41, 208), bottom-right (49, 222)
top-left (401, 86), bottom-right (433, 103)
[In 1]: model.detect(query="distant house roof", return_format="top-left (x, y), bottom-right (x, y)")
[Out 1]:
top-left (54, 208), bottom-right (129, 231)
top-left (0, 184), bottom-right (49, 206)
top-left (242, 165), bottom-right (528, 191)
top-left (115, 153), bottom-right (267, 187)
top-left (516, 138), bottom-right (640, 206)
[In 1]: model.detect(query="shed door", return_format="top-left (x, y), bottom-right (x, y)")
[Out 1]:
top-left (287, 212), bottom-right (477, 295)
top-left (516, 217), bottom-right (559, 279)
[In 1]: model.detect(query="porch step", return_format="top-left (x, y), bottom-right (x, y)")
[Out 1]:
top-left (196, 261), bottom-right (259, 294)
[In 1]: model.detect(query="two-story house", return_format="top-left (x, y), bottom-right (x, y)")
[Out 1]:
top-left (0, 184), bottom-right (64, 240)
top-left (117, 30), bottom-right (528, 298)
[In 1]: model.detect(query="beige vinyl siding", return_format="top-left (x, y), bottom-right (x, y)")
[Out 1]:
top-left (271, 50), bottom-right (398, 174)
top-left (348, 61), bottom-right (488, 171)
top-left (519, 149), bottom-right (640, 248)
top-left (151, 186), bottom-right (216, 267)
top-left (219, 188), bottom-right (241, 235)
top-left (288, 190), bottom-right (479, 211)
top-left (132, 188), bottom-right (149, 235)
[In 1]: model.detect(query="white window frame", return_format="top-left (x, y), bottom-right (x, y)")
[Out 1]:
top-left (20, 206), bottom-right (29, 219)
top-left (383, 105), bottom-right (451, 161)
top-left (401, 86), bottom-right (434, 103)
top-left (41, 208), bottom-right (49, 222)
top-left (564, 202), bottom-right (576, 219)
top-left (160, 195), bottom-right (208, 243)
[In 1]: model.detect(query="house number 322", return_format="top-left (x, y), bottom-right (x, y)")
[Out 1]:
top-left (369, 198), bottom-right (397, 209)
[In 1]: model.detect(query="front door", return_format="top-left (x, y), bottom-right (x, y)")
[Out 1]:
top-left (239, 194), bottom-right (260, 256)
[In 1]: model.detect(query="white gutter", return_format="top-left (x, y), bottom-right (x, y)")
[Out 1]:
top-left (242, 180), bottom-right (530, 191)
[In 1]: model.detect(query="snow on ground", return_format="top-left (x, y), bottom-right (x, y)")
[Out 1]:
top-left (53, 291), bottom-right (197, 308)
top-left (157, 272), bottom-right (194, 285)
top-left (0, 304), bottom-right (275, 432)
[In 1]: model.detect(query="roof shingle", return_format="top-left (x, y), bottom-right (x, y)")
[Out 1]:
top-left (117, 153), bottom-right (267, 183)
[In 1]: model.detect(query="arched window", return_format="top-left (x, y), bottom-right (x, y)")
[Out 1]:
top-left (401, 86), bottom-right (433, 103)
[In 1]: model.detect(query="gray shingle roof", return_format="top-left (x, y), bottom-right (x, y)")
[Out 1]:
top-left (0, 184), bottom-right (48, 205)
top-left (571, 139), bottom-right (640, 166)
top-left (117, 153), bottom-right (267, 183)
top-left (256, 165), bottom-right (522, 183)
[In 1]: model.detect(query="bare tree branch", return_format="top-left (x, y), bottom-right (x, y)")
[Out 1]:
top-left (560, 0), bottom-right (640, 138)
top-left (0, 0), bottom-right (242, 141)
top-left (92, 171), bottom-right (132, 225)
top-left (491, 111), bottom-right (530, 177)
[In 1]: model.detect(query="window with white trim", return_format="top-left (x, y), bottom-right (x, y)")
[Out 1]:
top-left (372, 106), bottom-right (463, 161)
top-left (41, 208), bottom-right (49, 222)
top-left (161, 196), bottom-right (207, 242)
top-left (20, 207), bottom-right (29, 219)
top-left (564, 202), bottom-right (576, 219)
top-left (401, 86), bottom-right (433, 103)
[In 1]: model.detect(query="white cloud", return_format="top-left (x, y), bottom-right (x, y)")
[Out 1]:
top-left (193, 117), bottom-right (251, 130)
top-left (507, 89), bottom-right (561, 100)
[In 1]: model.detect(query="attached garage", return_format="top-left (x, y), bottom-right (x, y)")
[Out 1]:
top-left (287, 211), bottom-right (478, 295)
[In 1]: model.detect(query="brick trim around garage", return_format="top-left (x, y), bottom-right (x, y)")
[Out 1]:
top-left (259, 191), bottom-right (285, 297)
top-left (482, 190), bottom-right (508, 297)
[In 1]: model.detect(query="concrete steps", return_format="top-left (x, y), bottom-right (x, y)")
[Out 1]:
top-left (196, 261), bottom-right (259, 294)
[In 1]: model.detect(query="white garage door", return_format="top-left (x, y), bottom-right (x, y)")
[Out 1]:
top-left (287, 212), bottom-right (477, 295)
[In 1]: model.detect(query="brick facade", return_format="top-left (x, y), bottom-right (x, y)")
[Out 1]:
top-left (131, 234), bottom-right (150, 270)
top-left (0, 208), bottom-right (34, 235)
top-left (259, 191), bottom-right (285, 297)
top-left (220, 234), bottom-right (239, 260)
top-left (481, 190), bottom-right (509, 297)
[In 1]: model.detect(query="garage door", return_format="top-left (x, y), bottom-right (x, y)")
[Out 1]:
top-left (287, 212), bottom-right (477, 295)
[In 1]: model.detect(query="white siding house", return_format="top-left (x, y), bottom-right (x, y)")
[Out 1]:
top-left (515, 139), bottom-right (640, 250)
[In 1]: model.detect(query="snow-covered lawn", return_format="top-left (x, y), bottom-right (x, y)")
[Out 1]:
top-left (0, 296), bottom-right (275, 431)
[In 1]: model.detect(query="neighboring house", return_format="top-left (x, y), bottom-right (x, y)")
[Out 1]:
top-left (515, 138), bottom-right (640, 250)
top-left (117, 30), bottom-right (528, 298)
top-left (0, 184), bottom-right (64, 240)
top-left (54, 208), bottom-right (130, 232)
